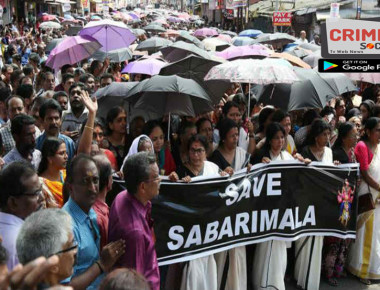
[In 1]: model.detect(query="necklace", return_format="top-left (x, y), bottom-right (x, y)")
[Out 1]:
top-left (311, 146), bottom-right (325, 161)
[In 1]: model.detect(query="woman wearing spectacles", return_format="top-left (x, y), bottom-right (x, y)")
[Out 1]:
top-left (38, 137), bottom-right (68, 208)
top-left (168, 134), bottom-right (225, 290)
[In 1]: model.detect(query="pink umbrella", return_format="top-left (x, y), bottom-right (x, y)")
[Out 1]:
top-left (216, 45), bottom-right (270, 60)
top-left (178, 12), bottom-right (190, 19)
top-left (194, 28), bottom-right (218, 38)
top-left (40, 14), bottom-right (57, 22)
top-left (122, 58), bottom-right (167, 76)
top-left (345, 73), bottom-right (380, 84)
top-left (46, 35), bottom-right (101, 70)
top-left (217, 34), bottom-right (232, 43)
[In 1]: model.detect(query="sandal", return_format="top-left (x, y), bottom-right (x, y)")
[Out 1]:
top-left (359, 278), bottom-right (371, 285)
top-left (327, 277), bottom-right (338, 287)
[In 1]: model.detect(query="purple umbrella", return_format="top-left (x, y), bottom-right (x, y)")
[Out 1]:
top-left (193, 28), bottom-right (218, 38)
top-left (128, 12), bottom-right (140, 19)
top-left (122, 58), bottom-right (167, 76)
top-left (79, 19), bottom-right (136, 52)
top-left (168, 16), bottom-right (181, 23)
top-left (216, 45), bottom-right (270, 60)
top-left (46, 35), bottom-right (101, 70)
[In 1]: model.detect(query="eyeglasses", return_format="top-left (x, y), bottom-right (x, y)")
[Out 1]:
top-left (190, 148), bottom-right (205, 155)
top-left (21, 187), bottom-right (43, 197)
top-left (50, 241), bottom-right (78, 256)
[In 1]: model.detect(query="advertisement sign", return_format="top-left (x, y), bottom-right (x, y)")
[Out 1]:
top-left (272, 11), bottom-right (292, 26)
top-left (321, 18), bottom-right (380, 59)
top-left (209, 0), bottom-right (216, 10)
top-left (225, 0), bottom-right (234, 10)
top-left (330, 3), bottom-right (340, 18)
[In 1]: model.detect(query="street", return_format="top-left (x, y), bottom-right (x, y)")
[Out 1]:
top-left (286, 274), bottom-right (380, 290)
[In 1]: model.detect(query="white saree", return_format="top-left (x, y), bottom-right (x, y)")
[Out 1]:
top-left (347, 144), bottom-right (380, 279)
top-left (253, 150), bottom-right (293, 290)
top-left (294, 147), bottom-right (332, 290)
top-left (180, 161), bottom-right (220, 290)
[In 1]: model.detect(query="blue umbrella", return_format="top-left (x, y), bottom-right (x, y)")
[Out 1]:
top-left (233, 37), bottom-right (256, 46)
top-left (239, 29), bottom-right (263, 38)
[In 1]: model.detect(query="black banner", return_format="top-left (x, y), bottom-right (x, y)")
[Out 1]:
top-left (152, 162), bottom-right (359, 266)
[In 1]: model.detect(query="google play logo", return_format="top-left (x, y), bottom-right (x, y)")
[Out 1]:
top-left (323, 61), bottom-right (338, 71)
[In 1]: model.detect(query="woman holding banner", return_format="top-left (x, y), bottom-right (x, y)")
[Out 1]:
top-left (252, 122), bottom-right (296, 290)
top-left (296, 119), bottom-right (333, 290)
top-left (168, 134), bottom-right (224, 290)
top-left (347, 117), bottom-right (380, 285)
top-left (210, 118), bottom-right (251, 290)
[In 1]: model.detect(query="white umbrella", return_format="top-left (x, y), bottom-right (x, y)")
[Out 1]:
top-left (40, 21), bottom-right (61, 29)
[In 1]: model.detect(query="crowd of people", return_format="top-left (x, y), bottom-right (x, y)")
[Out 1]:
top-left (0, 6), bottom-right (379, 290)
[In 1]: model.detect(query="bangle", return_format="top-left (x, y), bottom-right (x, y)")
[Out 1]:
top-left (85, 125), bottom-right (94, 130)
top-left (95, 261), bottom-right (104, 274)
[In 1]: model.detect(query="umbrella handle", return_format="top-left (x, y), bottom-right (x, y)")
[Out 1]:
top-left (168, 112), bottom-right (171, 141)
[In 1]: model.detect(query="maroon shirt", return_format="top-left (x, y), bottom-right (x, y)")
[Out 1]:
top-left (108, 190), bottom-right (160, 290)
top-left (93, 199), bottom-right (109, 249)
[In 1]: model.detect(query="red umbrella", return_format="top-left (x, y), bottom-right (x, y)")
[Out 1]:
top-left (40, 14), bottom-right (57, 22)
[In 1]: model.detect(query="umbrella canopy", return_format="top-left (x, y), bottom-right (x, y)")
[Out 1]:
top-left (252, 67), bottom-right (337, 112)
top-left (216, 45), bottom-right (270, 60)
top-left (217, 34), bottom-right (232, 43)
top-left (124, 75), bottom-right (214, 117)
top-left (303, 50), bottom-right (321, 68)
top-left (161, 41), bottom-right (210, 62)
top-left (202, 38), bottom-right (230, 52)
top-left (239, 29), bottom-right (263, 38)
top-left (205, 58), bottom-right (298, 85)
top-left (46, 35), bottom-right (101, 70)
top-left (255, 33), bottom-right (297, 46)
top-left (193, 28), bottom-right (219, 38)
top-left (160, 54), bottom-right (230, 105)
top-left (176, 32), bottom-right (204, 48)
top-left (344, 73), bottom-right (380, 84)
top-left (132, 28), bottom-right (146, 36)
top-left (286, 47), bottom-right (312, 58)
top-left (40, 21), bottom-right (61, 29)
top-left (298, 43), bottom-right (321, 52)
top-left (40, 14), bottom-right (57, 22)
top-left (168, 16), bottom-right (181, 23)
top-left (93, 82), bottom-right (139, 120)
top-left (122, 58), bottom-right (167, 76)
top-left (232, 37), bottom-right (256, 46)
top-left (221, 31), bottom-right (237, 37)
top-left (143, 24), bottom-right (166, 33)
top-left (270, 52), bottom-right (311, 69)
top-left (318, 72), bottom-right (357, 95)
top-left (136, 37), bottom-right (173, 54)
top-left (79, 19), bottom-right (136, 52)
top-left (45, 38), bottom-right (64, 53)
top-left (91, 47), bottom-right (133, 62)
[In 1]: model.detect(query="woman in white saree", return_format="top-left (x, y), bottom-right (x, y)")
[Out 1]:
top-left (209, 118), bottom-right (251, 290)
top-left (347, 117), bottom-right (380, 285)
top-left (252, 122), bottom-right (303, 290)
top-left (169, 134), bottom-right (224, 290)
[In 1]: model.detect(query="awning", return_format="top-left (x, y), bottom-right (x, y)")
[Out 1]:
top-left (45, 0), bottom-right (76, 4)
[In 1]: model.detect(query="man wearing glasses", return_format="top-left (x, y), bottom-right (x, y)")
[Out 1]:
top-left (108, 152), bottom-right (161, 290)
top-left (63, 154), bottom-right (125, 290)
top-left (0, 162), bottom-right (44, 271)
top-left (16, 208), bottom-right (77, 288)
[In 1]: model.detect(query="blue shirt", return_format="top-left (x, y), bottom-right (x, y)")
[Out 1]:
top-left (63, 197), bottom-right (104, 290)
top-left (36, 132), bottom-right (76, 161)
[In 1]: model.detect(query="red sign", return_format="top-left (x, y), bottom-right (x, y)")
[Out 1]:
top-left (272, 12), bottom-right (292, 26)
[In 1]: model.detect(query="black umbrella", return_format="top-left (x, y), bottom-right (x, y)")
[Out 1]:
top-left (254, 33), bottom-right (297, 46)
top-left (136, 37), bottom-right (173, 54)
top-left (160, 54), bottom-right (230, 105)
top-left (92, 82), bottom-right (138, 120)
top-left (91, 47), bottom-right (133, 62)
top-left (161, 41), bottom-right (210, 63)
top-left (45, 38), bottom-right (63, 53)
top-left (176, 32), bottom-right (204, 49)
top-left (143, 24), bottom-right (166, 33)
top-left (124, 75), bottom-right (213, 117)
top-left (252, 67), bottom-right (337, 112)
